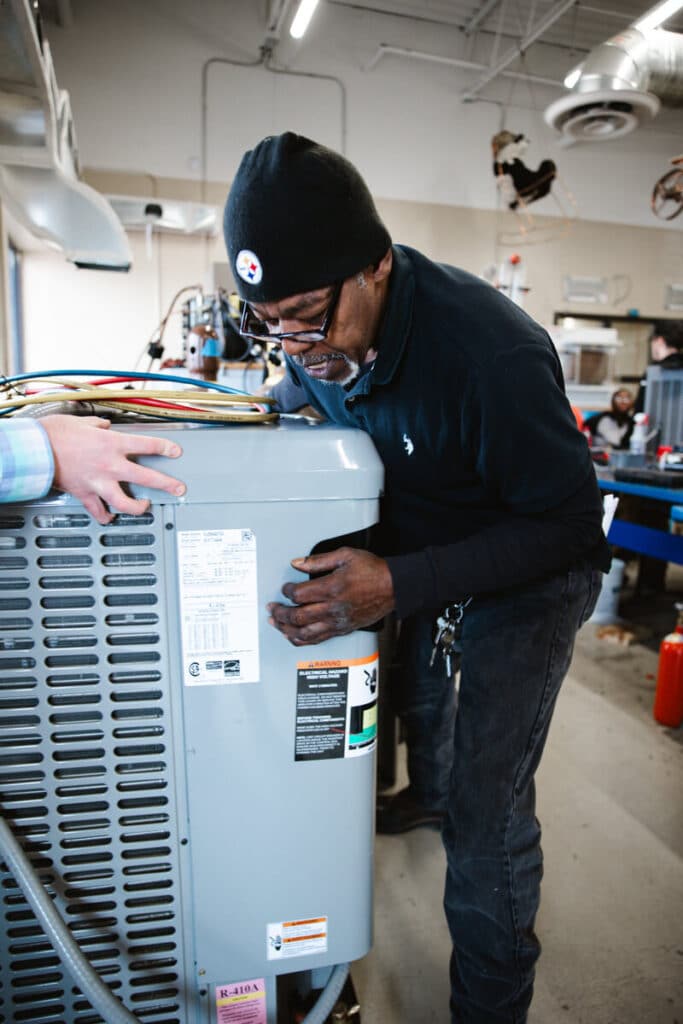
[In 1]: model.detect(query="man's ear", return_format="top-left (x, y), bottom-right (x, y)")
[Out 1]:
top-left (371, 247), bottom-right (393, 283)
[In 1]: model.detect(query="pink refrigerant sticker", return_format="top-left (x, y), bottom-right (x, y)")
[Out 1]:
top-left (215, 978), bottom-right (266, 1024)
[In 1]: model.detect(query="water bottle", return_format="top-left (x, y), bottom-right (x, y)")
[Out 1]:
top-left (629, 412), bottom-right (649, 456)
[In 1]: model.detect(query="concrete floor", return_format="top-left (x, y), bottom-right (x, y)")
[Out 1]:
top-left (353, 573), bottom-right (683, 1023)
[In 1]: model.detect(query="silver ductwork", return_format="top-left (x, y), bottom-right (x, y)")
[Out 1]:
top-left (0, 0), bottom-right (132, 270)
top-left (545, 26), bottom-right (683, 144)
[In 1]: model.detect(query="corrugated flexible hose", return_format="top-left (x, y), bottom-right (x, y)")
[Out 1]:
top-left (0, 814), bottom-right (349, 1024)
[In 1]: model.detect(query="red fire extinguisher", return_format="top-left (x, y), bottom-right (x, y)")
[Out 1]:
top-left (653, 603), bottom-right (683, 728)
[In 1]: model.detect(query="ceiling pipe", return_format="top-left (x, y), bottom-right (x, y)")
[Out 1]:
top-left (200, 54), bottom-right (265, 206)
top-left (460, 0), bottom-right (578, 100)
top-left (365, 43), bottom-right (562, 89)
top-left (200, 53), bottom-right (347, 192)
top-left (263, 51), bottom-right (348, 154)
top-left (463, 0), bottom-right (504, 36)
top-left (55, 0), bottom-right (73, 29)
top-left (264, 0), bottom-right (293, 47)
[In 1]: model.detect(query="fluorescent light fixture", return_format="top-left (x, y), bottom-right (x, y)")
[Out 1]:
top-left (563, 64), bottom-right (583, 88)
top-left (633, 0), bottom-right (683, 32)
top-left (290, 0), bottom-right (320, 39)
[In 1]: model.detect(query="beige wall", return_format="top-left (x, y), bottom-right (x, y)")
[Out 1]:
top-left (0, 205), bottom-right (9, 374)
top-left (17, 171), bottom-right (682, 381)
top-left (375, 196), bottom-right (683, 381)
top-left (375, 198), bottom-right (682, 331)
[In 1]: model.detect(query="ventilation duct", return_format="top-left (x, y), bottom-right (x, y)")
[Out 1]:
top-left (0, 0), bottom-right (131, 270)
top-left (0, 165), bottom-right (133, 270)
top-left (544, 25), bottom-right (683, 144)
top-left (107, 196), bottom-right (219, 235)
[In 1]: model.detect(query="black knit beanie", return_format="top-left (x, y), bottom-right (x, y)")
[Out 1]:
top-left (224, 132), bottom-right (392, 303)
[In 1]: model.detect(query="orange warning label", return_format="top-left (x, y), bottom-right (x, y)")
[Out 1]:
top-left (296, 652), bottom-right (378, 670)
top-left (267, 916), bottom-right (328, 960)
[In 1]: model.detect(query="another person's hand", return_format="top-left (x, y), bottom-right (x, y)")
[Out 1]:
top-left (267, 547), bottom-right (394, 645)
top-left (41, 415), bottom-right (186, 525)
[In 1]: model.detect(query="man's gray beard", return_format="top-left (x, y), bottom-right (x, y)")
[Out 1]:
top-left (293, 353), bottom-right (360, 387)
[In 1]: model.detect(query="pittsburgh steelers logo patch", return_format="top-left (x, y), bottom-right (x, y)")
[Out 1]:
top-left (236, 249), bottom-right (263, 285)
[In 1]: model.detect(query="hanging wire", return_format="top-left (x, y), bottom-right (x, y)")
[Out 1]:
top-left (492, 66), bottom-right (522, 264)
top-left (491, 36), bottom-right (578, 249)
top-left (135, 284), bottom-right (204, 374)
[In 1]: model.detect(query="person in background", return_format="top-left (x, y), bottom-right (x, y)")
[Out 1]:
top-left (586, 387), bottom-right (634, 450)
top-left (650, 320), bottom-right (683, 369)
top-left (624, 320), bottom-right (683, 597)
top-left (0, 414), bottom-right (185, 523)
top-left (224, 131), bottom-right (609, 1024)
top-left (635, 320), bottom-right (683, 412)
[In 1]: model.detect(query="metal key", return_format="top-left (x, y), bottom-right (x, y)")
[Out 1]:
top-left (441, 621), bottom-right (457, 676)
top-left (431, 599), bottom-right (472, 674)
top-left (429, 613), bottom-right (450, 667)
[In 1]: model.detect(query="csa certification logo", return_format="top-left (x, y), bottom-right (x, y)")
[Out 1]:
top-left (236, 249), bottom-right (263, 285)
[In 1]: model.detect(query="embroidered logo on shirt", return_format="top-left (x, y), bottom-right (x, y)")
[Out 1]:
top-left (403, 433), bottom-right (415, 456)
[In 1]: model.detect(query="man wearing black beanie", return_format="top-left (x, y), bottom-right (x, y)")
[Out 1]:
top-left (224, 132), bottom-right (610, 1024)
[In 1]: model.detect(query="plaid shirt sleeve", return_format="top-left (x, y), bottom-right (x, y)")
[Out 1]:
top-left (0, 419), bottom-right (55, 503)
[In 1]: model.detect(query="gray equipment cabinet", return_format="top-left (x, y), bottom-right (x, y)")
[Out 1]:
top-left (644, 365), bottom-right (683, 448)
top-left (0, 420), bottom-right (384, 1024)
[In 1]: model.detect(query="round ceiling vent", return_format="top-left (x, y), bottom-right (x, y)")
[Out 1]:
top-left (544, 88), bottom-right (660, 144)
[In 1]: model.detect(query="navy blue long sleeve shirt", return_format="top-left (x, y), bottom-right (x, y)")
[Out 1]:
top-left (277, 245), bottom-right (610, 618)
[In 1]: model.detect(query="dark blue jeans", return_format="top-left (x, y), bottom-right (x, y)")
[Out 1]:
top-left (393, 609), bottom-right (459, 811)
top-left (395, 567), bottom-right (601, 1023)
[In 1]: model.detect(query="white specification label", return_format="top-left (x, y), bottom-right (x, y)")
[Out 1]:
top-left (177, 528), bottom-right (259, 686)
top-left (266, 917), bottom-right (328, 961)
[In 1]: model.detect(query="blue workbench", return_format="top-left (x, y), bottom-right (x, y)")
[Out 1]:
top-left (596, 473), bottom-right (683, 565)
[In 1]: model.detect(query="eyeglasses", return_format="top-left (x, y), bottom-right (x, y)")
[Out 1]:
top-left (239, 281), bottom-right (343, 344)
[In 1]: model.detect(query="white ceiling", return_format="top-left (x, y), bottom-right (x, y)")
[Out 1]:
top-left (27, 0), bottom-right (683, 225)
top-left (36, 1), bottom-right (683, 108)
top-left (318, 1), bottom-right (683, 133)
top-left (327, 0), bottom-right (683, 54)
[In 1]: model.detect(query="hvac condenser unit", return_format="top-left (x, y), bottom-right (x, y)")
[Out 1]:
top-left (0, 420), bottom-right (384, 1024)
